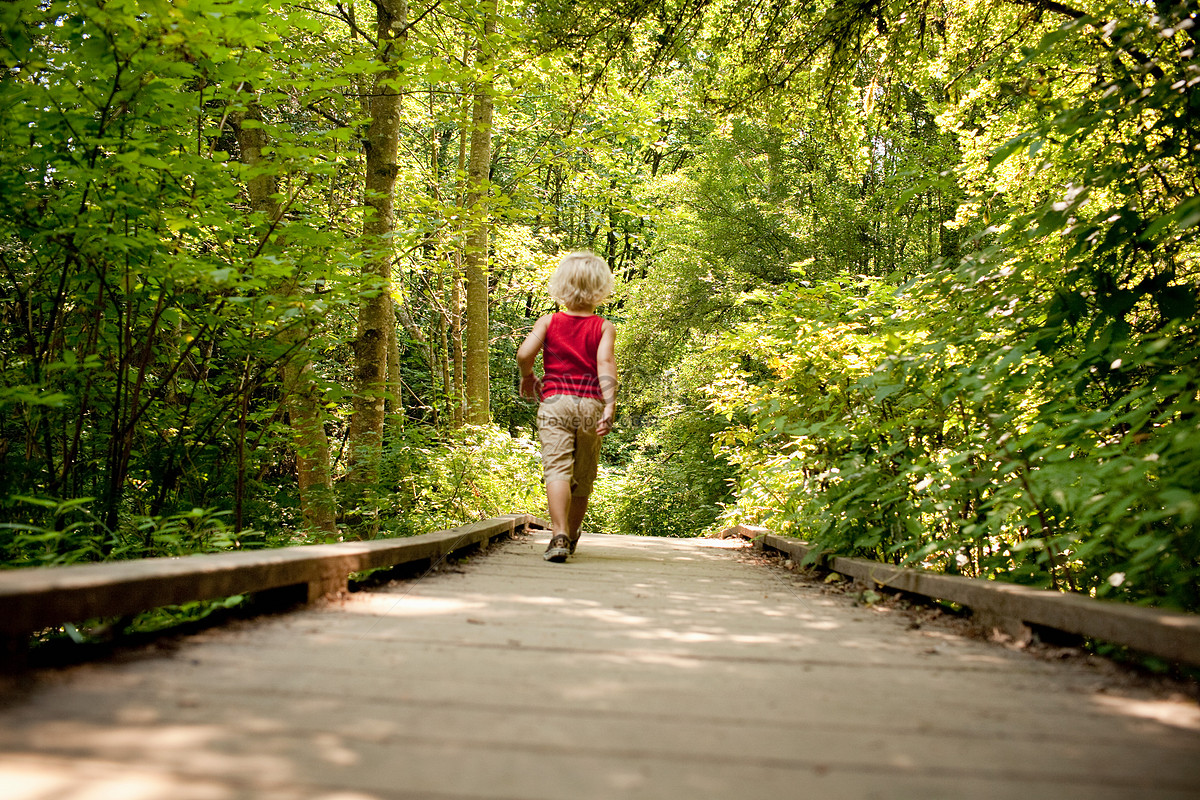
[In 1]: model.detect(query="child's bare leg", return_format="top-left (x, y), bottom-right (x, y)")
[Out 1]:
top-left (546, 480), bottom-right (572, 535)
top-left (568, 493), bottom-right (588, 537)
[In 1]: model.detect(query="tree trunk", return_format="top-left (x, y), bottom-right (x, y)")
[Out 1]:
top-left (450, 86), bottom-right (469, 429)
top-left (426, 87), bottom-right (451, 428)
top-left (451, 262), bottom-right (465, 427)
top-left (385, 299), bottom-right (402, 420)
top-left (232, 99), bottom-right (336, 538)
top-left (347, 0), bottom-right (407, 539)
top-left (463, 2), bottom-right (496, 425)
top-left (437, 271), bottom-right (450, 423)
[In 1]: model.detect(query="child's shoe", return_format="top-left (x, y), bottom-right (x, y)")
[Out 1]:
top-left (544, 534), bottom-right (570, 563)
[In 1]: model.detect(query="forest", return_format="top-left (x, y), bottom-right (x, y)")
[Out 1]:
top-left (1, 0), bottom-right (1197, 613)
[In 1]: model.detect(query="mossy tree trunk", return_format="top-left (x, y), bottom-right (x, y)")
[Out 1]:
top-left (347, 0), bottom-right (407, 539)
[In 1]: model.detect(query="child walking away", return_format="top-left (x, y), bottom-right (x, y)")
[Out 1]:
top-left (517, 252), bottom-right (617, 562)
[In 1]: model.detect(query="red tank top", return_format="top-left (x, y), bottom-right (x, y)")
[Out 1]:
top-left (541, 312), bottom-right (606, 401)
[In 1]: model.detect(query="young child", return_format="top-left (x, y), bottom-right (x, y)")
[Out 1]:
top-left (517, 251), bottom-right (617, 562)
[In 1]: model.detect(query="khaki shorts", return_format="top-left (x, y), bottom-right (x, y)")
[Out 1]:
top-left (537, 394), bottom-right (605, 498)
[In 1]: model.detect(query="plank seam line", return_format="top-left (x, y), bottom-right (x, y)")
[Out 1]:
top-left (86, 684), bottom-right (1176, 746)
top-left (305, 632), bottom-right (1048, 673)
top-left (0, 742), bottom-right (1184, 791)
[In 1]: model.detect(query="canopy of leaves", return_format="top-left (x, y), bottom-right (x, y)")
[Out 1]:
top-left (2, 0), bottom-right (1198, 618)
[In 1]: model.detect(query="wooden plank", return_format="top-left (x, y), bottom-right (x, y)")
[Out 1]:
top-left (0, 514), bottom-right (532, 636)
top-left (755, 532), bottom-right (1200, 667)
top-left (5, 534), bottom-right (1198, 799)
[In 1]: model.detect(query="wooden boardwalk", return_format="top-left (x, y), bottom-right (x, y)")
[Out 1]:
top-left (1, 532), bottom-right (1198, 799)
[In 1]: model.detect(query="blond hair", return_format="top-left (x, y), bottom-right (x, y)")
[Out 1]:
top-left (547, 251), bottom-right (614, 310)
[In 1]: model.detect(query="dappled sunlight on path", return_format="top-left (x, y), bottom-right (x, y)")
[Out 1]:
top-left (0, 532), bottom-right (1197, 799)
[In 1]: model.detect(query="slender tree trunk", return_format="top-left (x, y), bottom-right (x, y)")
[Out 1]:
top-left (463, 2), bottom-right (496, 425)
top-left (232, 99), bottom-right (336, 537)
top-left (285, 359), bottom-right (337, 535)
top-left (347, 0), bottom-right (407, 539)
top-left (437, 271), bottom-right (450, 421)
top-left (451, 262), bottom-right (465, 427)
top-left (385, 302), bottom-right (403, 420)
top-left (451, 86), bottom-right (469, 428)
top-left (426, 87), bottom-right (451, 427)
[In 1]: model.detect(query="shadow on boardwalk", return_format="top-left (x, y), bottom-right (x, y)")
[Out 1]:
top-left (1, 532), bottom-right (1198, 799)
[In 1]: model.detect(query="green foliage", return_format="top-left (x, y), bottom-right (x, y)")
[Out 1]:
top-left (0, 494), bottom-right (268, 568)
top-left (0, 0), bottom-right (355, 560)
top-left (31, 594), bottom-right (248, 652)
top-left (0, 0), bottom-right (689, 565)
top-left (708, 275), bottom-right (920, 554)
top-left (707, 4), bottom-right (1200, 610)
top-left (378, 424), bottom-right (547, 535)
top-left (613, 409), bottom-right (735, 538)
top-left (580, 464), bottom-right (623, 534)
top-left (2, 0), bottom-right (1195, 628)
top-left (611, 64), bottom-right (961, 538)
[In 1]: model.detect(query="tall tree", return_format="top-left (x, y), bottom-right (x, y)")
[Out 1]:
top-left (463, 0), bottom-right (497, 425)
top-left (231, 96), bottom-right (337, 537)
top-left (346, 0), bottom-right (408, 537)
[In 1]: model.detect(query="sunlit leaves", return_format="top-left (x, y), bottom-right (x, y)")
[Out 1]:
top-left (0, 0), bottom-right (358, 559)
top-left (698, 2), bottom-right (1200, 610)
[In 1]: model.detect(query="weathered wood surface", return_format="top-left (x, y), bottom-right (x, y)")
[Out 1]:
top-left (0, 514), bottom-right (533, 637)
top-left (747, 528), bottom-right (1200, 667)
top-left (1, 533), bottom-right (1197, 800)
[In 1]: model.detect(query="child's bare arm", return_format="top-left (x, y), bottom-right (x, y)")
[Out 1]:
top-left (517, 315), bottom-right (551, 400)
top-left (595, 320), bottom-right (618, 436)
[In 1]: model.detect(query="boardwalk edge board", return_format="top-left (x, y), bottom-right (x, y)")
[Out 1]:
top-left (743, 525), bottom-right (1200, 667)
top-left (0, 513), bottom-right (548, 639)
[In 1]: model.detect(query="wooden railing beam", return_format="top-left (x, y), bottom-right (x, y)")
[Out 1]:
top-left (0, 513), bottom-right (543, 639)
top-left (744, 527), bottom-right (1200, 667)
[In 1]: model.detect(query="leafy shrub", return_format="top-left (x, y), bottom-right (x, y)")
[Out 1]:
top-left (580, 465), bottom-right (623, 535)
top-left (705, 7), bottom-right (1200, 610)
top-left (379, 423), bottom-right (547, 535)
top-left (613, 410), bottom-right (735, 538)
top-left (0, 495), bottom-right (258, 568)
